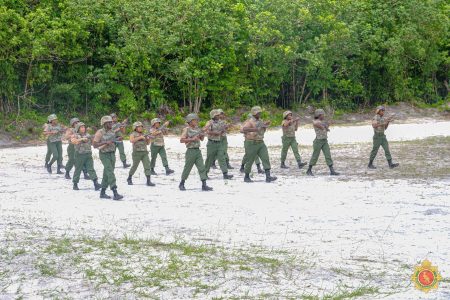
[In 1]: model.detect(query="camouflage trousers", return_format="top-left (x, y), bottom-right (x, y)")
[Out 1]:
top-left (369, 133), bottom-right (392, 161)
top-left (115, 141), bottom-right (127, 162)
top-left (181, 148), bottom-right (207, 181)
top-left (205, 140), bottom-right (228, 174)
top-left (99, 151), bottom-right (117, 189)
top-left (150, 144), bottom-right (169, 168)
top-left (309, 138), bottom-right (333, 166)
top-left (72, 152), bottom-right (98, 184)
top-left (244, 140), bottom-right (271, 173)
top-left (280, 136), bottom-right (302, 163)
top-left (129, 151), bottom-right (151, 177)
top-left (48, 141), bottom-right (63, 166)
top-left (241, 140), bottom-right (261, 166)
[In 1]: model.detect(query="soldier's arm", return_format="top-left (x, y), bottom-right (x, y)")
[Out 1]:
top-left (242, 120), bottom-right (258, 133)
top-left (180, 128), bottom-right (191, 144)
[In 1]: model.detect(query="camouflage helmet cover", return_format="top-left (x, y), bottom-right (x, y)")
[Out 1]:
top-left (185, 113), bottom-right (199, 123)
top-left (74, 122), bottom-right (86, 133)
top-left (151, 118), bottom-right (161, 126)
top-left (110, 113), bottom-right (117, 118)
top-left (101, 115), bottom-right (113, 125)
top-left (314, 109), bottom-right (325, 118)
top-left (47, 114), bottom-right (57, 122)
top-left (251, 106), bottom-right (262, 116)
top-left (216, 108), bottom-right (224, 115)
top-left (210, 109), bottom-right (221, 119)
top-left (133, 121), bottom-right (143, 130)
top-left (70, 117), bottom-right (80, 127)
top-left (283, 111), bottom-right (293, 119)
top-left (376, 105), bottom-right (385, 113)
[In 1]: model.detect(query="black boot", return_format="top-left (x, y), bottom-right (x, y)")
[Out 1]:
top-left (256, 164), bottom-right (264, 174)
top-left (329, 165), bottom-right (340, 176)
top-left (226, 160), bottom-right (234, 169)
top-left (211, 162), bottom-right (217, 169)
top-left (388, 159), bottom-right (399, 169)
top-left (83, 169), bottom-right (91, 180)
top-left (240, 164), bottom-right (245, 173)
top-left (123, 160), bottom-right (131, 168)
top-left (73, 183), bottom-right (79, 190)
top-left (223, 172), bottom-right (233, 180)
top-left (45, 161), bottom-right (48, 168)
top-left (93, 179), bottom-right (101, 191)
top-left (56, 165), bottom-right (64, 174)
top-left (306, 165), bottom-right (314, 176)
top-left (165, 166), bottom-right (174, 175)
top-left (298, 161), bottom-right (307, 169)
top-left (244, 173), bottom-right (253, 183)
top-left (146, 175), bottom-right (155, 186)
top-left (368, 160), bottom-right (376, 169)
top-left (179, 180), bottom-right (186, 191)
top-left (65, 171), bottom-right (71, 179)
top-left (47, 164), bottom-right (52, 174)
top-left (127, 175), bottom-right (133, 185)
top-left (265, 169), bottom-right (277, 182)
top-left (100, 188), bottom-right (111, 199)
top-left (201, 180), bottom-right (213, 191)
top-left (151, 168), bottom-right (157, 175)
top-left (112, 186), bottom-right (123, 200)
top-left (281, 161), bottom-right (289, 169)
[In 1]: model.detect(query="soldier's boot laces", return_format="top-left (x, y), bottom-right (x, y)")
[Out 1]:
top-left (127, 176), bottom-right (133, 185)
top-left (46, 164), bottom-right (52, 174)
top-left (256, 164), bottom-right (265, 174)
top-left (306, 165), bottom-right (314, 176)
top-left (226, 160), bottom-right (234, 169)
top-left (146, 175), bottom-right (155, 187)
top-left (179, 180), bottom-right (186, 191)
top-left (65, 171), bottom-right (71, 179)
top-left (265, 169), bottom-right (277, 183)
top-left (93, 179), bottom-right (101, 191)
top-left (100, 188), bottom-right (111, 199)
top-left (223, 172), bottom-right (233, 180)
top-left (123, 160), bottom-right (131, 168)
top-left (329, 165), bottom-right (340, 176)
top-left (211, 162), bottom-right (217, 169)
top-left (280, 161), bottom-right (289, 169)
top-left (112, 187), bottom-right (123, 201)
top-left (298, 161), bottom-right (307, 169)
top-left (151, 168), bottom-right (157, 175)
top-left (368, 160), bottom-right (376, 169)
top-left (56, 165), bottom-right (64, 174)
top-left (165, 166), bottom-right (174, 175)
top-left (73, 183), bottom-right (79, 190)
top-left (388, 159), bottom-right (399, 169)
top-left (201, 180), bottom-right (213, 191)
top-left (239, 164), bottom-right (245, 173)
top-left (244, 173), bottom-right (253, 183)
top-left (83, 170), bottom-right (91, 180)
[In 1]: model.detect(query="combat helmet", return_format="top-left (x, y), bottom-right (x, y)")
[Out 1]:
top-left (100, 115), bottom-right (113, 126)
top-left (185, 113), bottom-right (199, 123)
top-left (283, 111), bottom-right (293, 119)
top-left (47, 114), bottom-right (57, 122)
top-left (210, 109), bottom-right (221, 119)
top-left (314, 109), bottom-right (325, 118)
top-left (133, 121), bottom-right (143, 130)
top-left (70, 117), bottom-right (80, 127)
top-left (251, 106), bottom-right (262, 116)
top-left (75, 122), bottom-right (86, 133)
top-left (151, 118), bottom-right (161, 126)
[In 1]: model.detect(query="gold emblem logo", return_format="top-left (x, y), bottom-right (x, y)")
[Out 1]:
top-left (411, 259), bottom-right (442, 292)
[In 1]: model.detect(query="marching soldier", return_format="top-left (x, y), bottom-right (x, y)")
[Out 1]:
top-left (70, 122), bottom-right (102, 191)
top-left (368, 105), bottom-right (399, 169)
top-left (149, 118), bottom-right (174, 175)
top-left (242, 106), bottom-right (277, 183)
top-left (179, 113), bottom-right (213, 191)
top-left (93, 115), bottom-right (123, 200)
top-left (306, 109), bottom-right (339, 176)
top-left (111, 113), bottom-right (131, 168)
top-left (43, 121), bottom-right (53, 168)
top-left (126, 121), bottom-right (155, 186)
top-left (240, 113), bottom-right (264, 174)
top-left (280, 111), bottom-right (307, 169)
top-left (44, 114), bottom-right (66, 174)
top-left (64, 117), bottom-right (80, 179)
top-left (204, 109), bottom-right (233, 180)
top-left (211, 109), bottom-right (234, 170)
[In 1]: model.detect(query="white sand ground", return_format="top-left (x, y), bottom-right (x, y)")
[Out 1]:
top-left (0, 120), bottom-right (449, 299)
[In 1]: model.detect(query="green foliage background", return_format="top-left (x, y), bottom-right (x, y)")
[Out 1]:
top-left (0, 0), bottom-right (448, 121)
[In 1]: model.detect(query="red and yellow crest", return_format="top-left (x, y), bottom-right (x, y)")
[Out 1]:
top-left (411, 259), bottom-right (442, 292)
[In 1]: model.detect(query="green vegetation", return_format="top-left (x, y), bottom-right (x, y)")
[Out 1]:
top-left (0, 0), bottom-right (448, 126)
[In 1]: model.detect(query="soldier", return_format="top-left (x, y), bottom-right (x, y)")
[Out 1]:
top-left (280, 111), bottom-right (307, 169)
top-left (211, 109), bottom-right (234, 170)
top-left (111, 113), bottom-right (131, 168)
top-left (179, 113), bottom-right (213, 191)
top-left (44, 114), bottom-right (66, 174)
top-left (126, 121), bottom-right (155, 186)
top-left (368, 105), bottom-right (399, 169)
top-left (149, 118), bottom-right (174, 176)
top-left (242, 106), bottom-right (277, 183)
top-left (306, 109), bottom-right (339, 176)
top-left (64, 118), bottom-right (90, 180)
top-left (204, 109), bottom-right (233, 180)
top-left (93, 115), bottom-right (123, 200)
top-left (239, 113), bottom-right (264, 174)
top-left (70, 122), bottom-right (102, 191)
top-left (43, 121), bottom-right (53, 168)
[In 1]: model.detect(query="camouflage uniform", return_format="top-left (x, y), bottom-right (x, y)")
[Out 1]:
top-left (43, 123), bottom-right (52, 167)
top-left (280, 111), bottom-right (304, 166)
top-left (181, 126), bottom-right (207, 181)
top-left (65, 118), bottom-right (80, 178)
top-left (45, 114), bottom-right (64, 172)
top-left (369, 114), bottom-right (392, 161)
top-left (111, 114), bottom-right (129, 167)
top-left (204, 110), bottom-right (228, 175)
top-left (71, 123), bottom-right (99, 187)
top-left (129, 131), bottom-right (151, 177)
top-left (149, 118), bottom-right (171, 173)
top-left (94, 127), bottom-right (117, 189)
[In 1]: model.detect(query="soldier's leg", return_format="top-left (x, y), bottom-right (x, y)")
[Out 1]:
top-left (290, 138), bottom-right (302, 162)
top-left (181, 149), bottom-right (196, 181)
top-left (308, 139), bottom-right (323, 166)
top-left (56, 141), bottom-right (63, 166)
top-left (128, 152), bottom-right (141, 177)
top-left (150, 144), bottom-right (158, 169)
top-left (381, 136), bottom-right (392, 161)
top-left (204, 142), bottom-right (217, 174)
top-left (369, 135), bottom-right (382, 161)
top-left (99, 152), bottom-right (110, 189)
top-left (159, 147), bottom-right (169, 167)
top-left (321, 140), bottom-right (334, 166)
top-left (142, 152), bottom-right (152, 176)
top-left (85, 155), bottom-right (98, 180)
top-left (45, 140), bottom-right (52, 165)
top-left (106, 152), bottom-right (117, 189)
top-left (258, 143), bottom-right (271, 170)
top-left (244, 142), bottom-right (261, 174)
top-left (117, 142), bottom-right (126, 162)
top-left (66, 144), bottom-right (75, 172)
top-left (72, 153), bottom-right (84, 184)
top-left (48, 142), bottom-right (59, 166)
top-left (193, 149), bottom-right (208, 181)
top-left (280, 136), bottom-right (290, 163)
top-left (216, 142), bottom-right (228, 173)
top-left (255, 154), bottom-right (261, 165)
